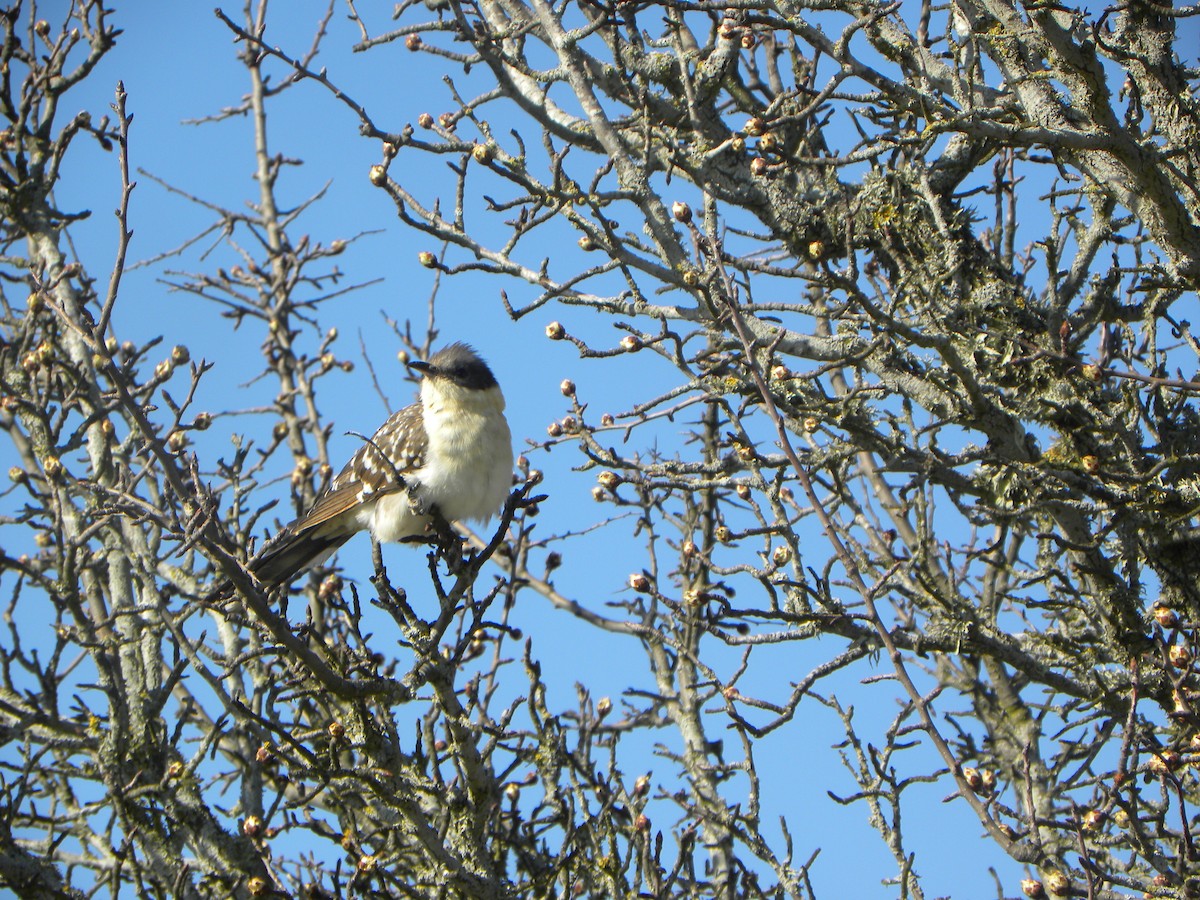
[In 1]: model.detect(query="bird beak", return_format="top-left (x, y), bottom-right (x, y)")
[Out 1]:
top-left (408, 359), bottom-right (432, 376)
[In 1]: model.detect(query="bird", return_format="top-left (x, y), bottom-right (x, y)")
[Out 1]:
top-left (242, 342), bottom-right (513, 590)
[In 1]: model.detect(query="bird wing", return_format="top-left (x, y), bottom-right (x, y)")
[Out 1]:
top-left (293, 401), bottom-right (429, 535)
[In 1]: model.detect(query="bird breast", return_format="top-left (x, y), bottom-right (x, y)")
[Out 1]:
top-left (368, 386), bottom-right (512, 543)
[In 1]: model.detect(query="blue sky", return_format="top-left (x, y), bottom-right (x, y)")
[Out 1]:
top-left (9, 1), bottom-right (1197, 895)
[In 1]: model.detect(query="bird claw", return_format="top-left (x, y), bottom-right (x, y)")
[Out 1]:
top-left (405, 480), bottom-right (427, 516)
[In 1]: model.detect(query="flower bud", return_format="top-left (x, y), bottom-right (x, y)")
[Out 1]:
top-left (546, 321), bottom-right (565, 340)
top-left (1044, 870), bottom-right (1069, 896)
top-left (628, 572), bottom-right (651, 593)
top-left (1169, 644), bottom-right (1191, 668)
top-left (743, 117), bottom-right (766, 136)
top-left (1154, 604), bottom-right (1178, 628)
top-left (405, 33), bottom-right (422, 50)
top-left (418, 112), bottom-right (434, 128)
top-left (772, 545), bottom-right (790, 566)
top-left (597, 471), bottom-right (620, 490)
top-left (596, 696), bottom-right (613, 717)
top-left (1081, 454), bottom-right (1099, 474)
top-left (328, 721), bottom-right (345, 741)
top-left (750, 157), bottom-right (768, 176)
top-left (671, 201), bottom-right (692, 223)
top-left (1149, 750), bottom-right (1181, 774)
top-left (369, 164), bottom-right (387, 186)
top-left (243, 815), bottom-right (263, 837)
top-left (472, 142), bottom-right (494, 163)
top-left (319, 574), bottom-right (344, 600)
top-left (1020, 879), bottom-right (1044, 899)
top-left (418, 250), bottom-right (437, 268)
top-left (961, 766), bottom-right (983, 792)
top-left (578, 234), bottom-right (596, 251)
top-left (620, 335), bottom-right (641, 352)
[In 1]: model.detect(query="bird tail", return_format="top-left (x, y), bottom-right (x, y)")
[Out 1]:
top-left (249, 525), bottom-right (351, 587)
top-left (206, 527), bottom-right (351, 601)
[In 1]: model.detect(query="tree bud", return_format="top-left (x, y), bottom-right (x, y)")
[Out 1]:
top-left (1044, 870), bottom-right (1069, 896)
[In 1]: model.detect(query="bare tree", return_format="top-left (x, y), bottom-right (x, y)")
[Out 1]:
top-left (2, 0), bottom-right (1200, 897)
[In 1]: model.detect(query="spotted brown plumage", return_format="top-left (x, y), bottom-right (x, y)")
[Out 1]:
top-left (240, 343), bottom-right (513, 590)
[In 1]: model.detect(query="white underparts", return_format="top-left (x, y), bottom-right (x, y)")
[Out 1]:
top-left (360, 378), bottom-right (512, 542)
